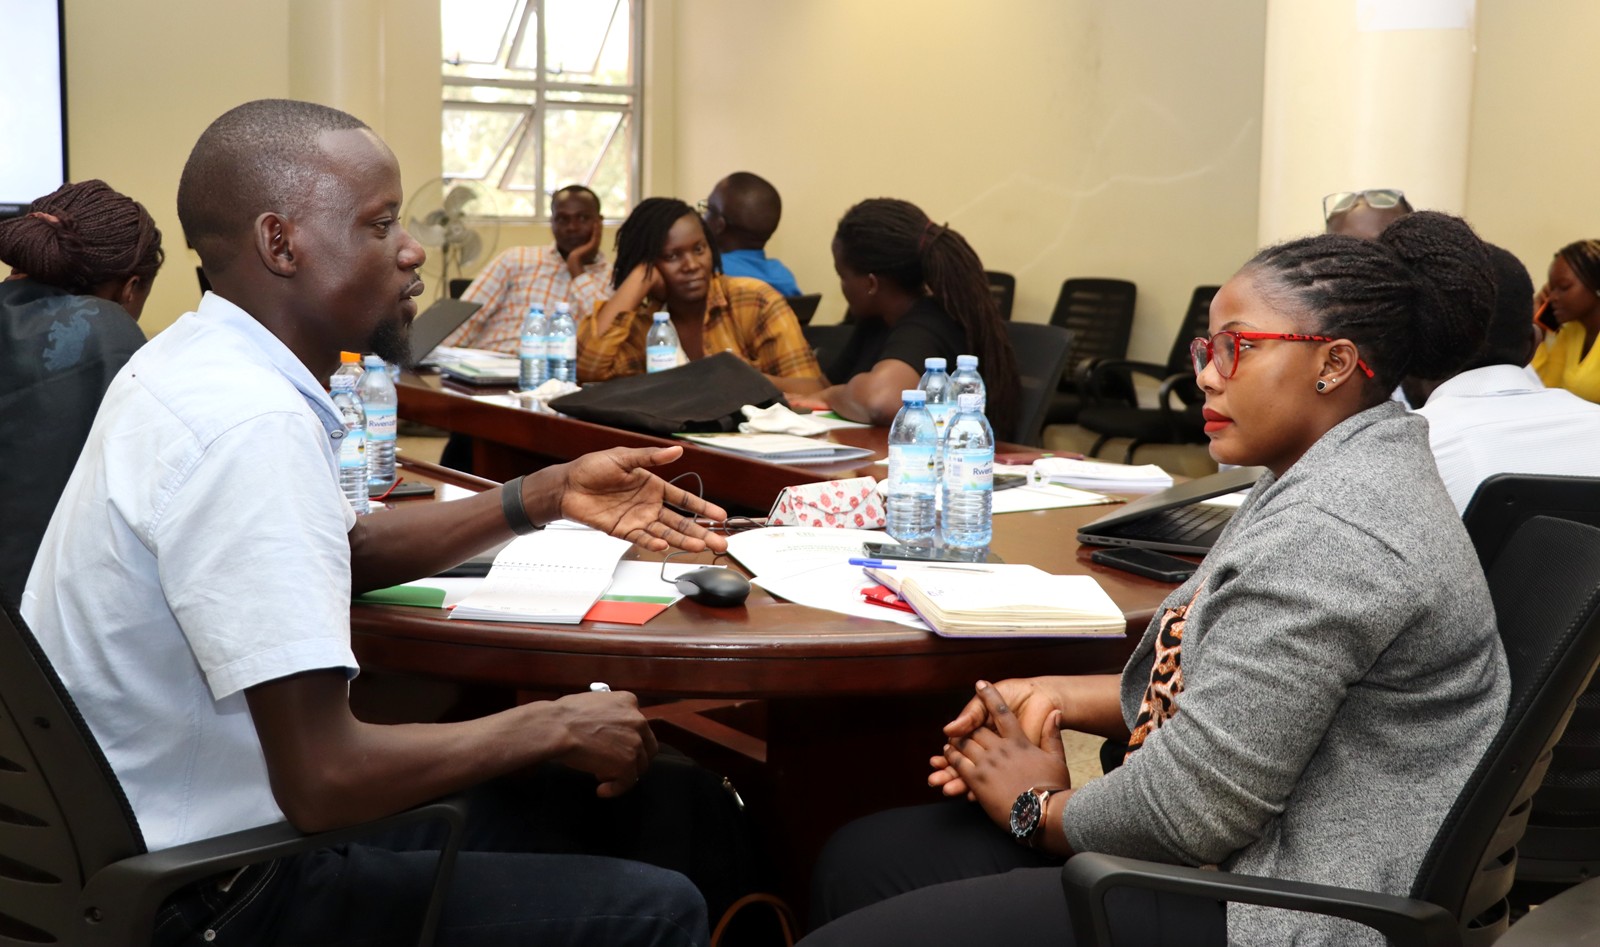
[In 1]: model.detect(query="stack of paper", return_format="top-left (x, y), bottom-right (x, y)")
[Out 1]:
top-left (677, 432), bottom-right (875, 465)
top-left (449, 530), bottom-right (631, 622)
top-left (864, 562), bottom-right (1125, 638)
top-left (1031, 458), bottom-right (1174, 491)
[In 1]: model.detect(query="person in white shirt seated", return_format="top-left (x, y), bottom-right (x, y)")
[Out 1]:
top-left (1411, 242), bottom-right (1600, 513)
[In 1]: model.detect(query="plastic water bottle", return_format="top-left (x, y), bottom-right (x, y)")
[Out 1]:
top-left (646, 311), bottom-right (682, 373)
top-left (951, 354), bottom-right (986, 416)
top-left (358, 354), bottom-right (397, 490)
top-left (941, 392), bottom-right (995, 551)
top-left (886, 389), bottom-right (938, 548)
top-left (919, 357), bottom-right (953, 483)
top-left (547, 302), bottom-right (578, 383)
top-left (333, 351), bottom-right (365, 389)
top-left (518, 304), bottom-right (548, 389)
top-left (329, 371), bottom-right (370, 515)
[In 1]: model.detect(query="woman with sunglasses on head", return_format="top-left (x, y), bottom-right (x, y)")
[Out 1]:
top-left (576, 197), bottom-right (826, 393)
top-left (1531, 239), bottom-right (1600, 403)
top-left (800, 211), bottom-right (1509, 947)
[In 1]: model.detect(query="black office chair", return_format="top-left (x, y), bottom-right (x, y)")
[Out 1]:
top-left (1062, 514), bottom-right (1600, 947)
top-left (786, 293), bottom-right (823, 326)
top-left (1462, 474), bottom-right (1600, 906)
top-left (985, 271), bottom-right (1017, 322)
top-left (1041, 278), bottom-right (1138, 427)
top-left (802, 322), bottom-right (856, 378)
top-left (1074, 285), bottom-right (1220, 463)
top-left (448, 278), bottom-right (473, 300)
top-left (1004, 322), bottom-right (1073, 447)
top-left (0, 599), bottom-right (466, 946)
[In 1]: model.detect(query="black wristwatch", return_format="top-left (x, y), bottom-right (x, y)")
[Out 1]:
top-left (1009, 785), bottom-right (1066, 848)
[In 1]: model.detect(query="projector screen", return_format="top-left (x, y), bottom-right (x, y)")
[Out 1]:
top-left (0, 0), bottom-right (68, 216)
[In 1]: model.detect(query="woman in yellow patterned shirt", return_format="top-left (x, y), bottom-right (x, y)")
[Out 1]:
top-left (1532, 239), bottom-right (1600, 403)
top-left (577, 198), bottom-right (825, 394)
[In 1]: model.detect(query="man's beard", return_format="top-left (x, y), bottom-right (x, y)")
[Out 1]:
top-left (369, 315), bottom-right (413, 369)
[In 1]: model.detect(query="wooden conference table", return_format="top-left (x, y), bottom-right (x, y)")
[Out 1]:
top-left (360, 374), bottom-right (1185, 905)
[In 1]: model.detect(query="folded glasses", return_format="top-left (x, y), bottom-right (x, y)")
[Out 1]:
top-left (1190, 331), bottom-right (1375, 380)
top-left (1323, 189), bottom-right (1405, 221)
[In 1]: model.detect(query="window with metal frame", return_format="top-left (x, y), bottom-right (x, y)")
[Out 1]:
top-left (440, 0), bottom-right (641, 221)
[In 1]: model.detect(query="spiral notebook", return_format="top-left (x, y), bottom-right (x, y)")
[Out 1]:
top-left (449, 529), bottom-right (631, 622)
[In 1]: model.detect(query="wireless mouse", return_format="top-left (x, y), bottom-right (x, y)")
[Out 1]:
top-left (674, 567), bottom-right (751, 608)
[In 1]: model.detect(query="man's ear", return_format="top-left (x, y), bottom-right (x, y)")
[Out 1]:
top-left (865, 273), bottom-right (880, 296)
top-left (254, 212), bottom-right (297, 277)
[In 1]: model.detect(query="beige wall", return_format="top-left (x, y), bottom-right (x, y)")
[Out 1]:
top-left (664, 0), bottom-right (1268, 363)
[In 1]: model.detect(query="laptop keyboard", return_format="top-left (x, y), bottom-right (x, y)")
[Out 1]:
top-left (1104, 503), bottom-right (1233, 546)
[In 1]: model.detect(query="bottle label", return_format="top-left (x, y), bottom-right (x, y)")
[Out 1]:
top-left (888, 444), bottom-right (936, 490)
top-left (926, 402), bottom-right (953, 436)
top-left (364, 404), bottom-right (397, 440)
top-left (520, 334), bottom-right (540, 359)
top-left (552, 338), bottom-right (578, 360)
top-left (339, 432), bottom-right (366, 469)
top-left (646, 345), bottom-right (678, 373)
top-left (945, 447), bottom-right (994, 493)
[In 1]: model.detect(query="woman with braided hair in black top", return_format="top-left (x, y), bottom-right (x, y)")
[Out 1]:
top-left (793, 198), bottom-right (1019, 435)
top-left (0, 179), bottom-right (164, 605)
top-left (1532, 238), bottom-right (1600, 402)
top-left (801, 212), bottom-right (1507, 947)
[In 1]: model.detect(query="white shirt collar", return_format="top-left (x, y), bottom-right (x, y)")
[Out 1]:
top-left (1426, 363), bottom-right (1544, 401)
top-left (195, 291), bottom-right (342, 432)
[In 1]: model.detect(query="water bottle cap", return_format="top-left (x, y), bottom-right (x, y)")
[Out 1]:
top-left (653, 310), bottom-right (671, 322)
top-left (555, 303), bottom-right (572, 314)
top-left (956, 354), bottom-right (978, 369)
top-left (901, 389), bottom-right (926, 404)
top-left (957, 392), bottom-right (982, 412)
top-left (362, 354), bottom-right (384, 367)
top-left (340, 351), bottom-right (362, 364)
top-left (527, 303), bottom-right (545, 314)
top-left (924, 357), bottom-right (947, 370)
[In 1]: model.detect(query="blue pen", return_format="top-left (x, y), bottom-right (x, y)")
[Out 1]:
top-left (849, 557), bottom-right (894, 568)
top-left (848, 557), bottom-right (993, 574)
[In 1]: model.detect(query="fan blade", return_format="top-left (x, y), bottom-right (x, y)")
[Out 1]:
top-left (455, 229), bottom-right (484, 268)
top-left (408, 218), bottom-right (449, 247)
top-left (442, 185), bottom-right (478, 215)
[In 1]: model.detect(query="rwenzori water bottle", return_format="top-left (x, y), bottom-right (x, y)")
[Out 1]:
top-left (919, 356), bottom-right (953, 483)
top-left (518, 303), bottom-right (548, 390)
top-left (886, 389), bottom-right (938, 548)
top-left (333, 350), bottom-right (365, 389)
top-left (951, 354), bottom-right (986, 416)
top-left (646, 311), bottom-right (682, 373)
top-left (547, 302), bottom-right (578, 383)
top-left (329, 368), bottom-right (370, 515)
top-left (941, 391), bottom-right (995, 551)
top-left (358, 354), bottom-right (397, 490)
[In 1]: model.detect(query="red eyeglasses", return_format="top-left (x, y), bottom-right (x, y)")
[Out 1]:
top-left (1190, 331), bottom-right (1375, 380)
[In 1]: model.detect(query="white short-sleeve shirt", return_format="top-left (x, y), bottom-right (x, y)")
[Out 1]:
top-left (1417, 363), bottom-right (1600, 513)
top-left (22, 292), bottom-right (359, 851)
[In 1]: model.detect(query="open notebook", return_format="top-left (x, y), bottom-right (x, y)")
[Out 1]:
top-left (448, 530), bottom-right (631, 622)
top-left (863, 562), bottom-right (1125, 638)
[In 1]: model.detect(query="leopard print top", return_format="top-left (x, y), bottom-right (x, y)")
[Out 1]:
top-left (1124, 585), bottom-right (1202, 762)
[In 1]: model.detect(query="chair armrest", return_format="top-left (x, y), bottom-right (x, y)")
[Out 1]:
top-left (1155, 371), bottom-right (1199, 411)
top-left (1072, 359), bottom-right (1162, 405)
top-left (1060, 853), bottom-right (1461, 947)
top-left (79, 797), bottom-right (468, 947)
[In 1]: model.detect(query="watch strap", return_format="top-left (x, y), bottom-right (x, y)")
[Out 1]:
top-left (500, 475), bottom-right (540, 535)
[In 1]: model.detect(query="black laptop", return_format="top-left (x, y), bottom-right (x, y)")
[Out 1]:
top-left (1076, 466), bottom-right (1264, 555)
top-left (408, 297), bottom-right (483, 366)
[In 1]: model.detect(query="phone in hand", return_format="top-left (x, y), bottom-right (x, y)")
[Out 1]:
top-left (1089, 547), bottom-right (1197, 583)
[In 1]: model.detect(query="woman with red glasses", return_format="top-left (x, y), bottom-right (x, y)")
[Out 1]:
top-left (800, 212), bottom-right (1509, 947)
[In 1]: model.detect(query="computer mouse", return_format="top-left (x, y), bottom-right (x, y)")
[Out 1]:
top-left (674, 567), bottom-right (751, 608)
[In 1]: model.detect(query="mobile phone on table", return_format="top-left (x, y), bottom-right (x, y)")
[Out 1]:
top-left (859, 542), bottom-right (1003, 565)
top-left (1089, 547), bottom-right (1197, 583)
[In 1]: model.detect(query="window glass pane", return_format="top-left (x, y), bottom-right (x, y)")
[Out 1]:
top-left (543, 0), bottom-right (628, 84)
top-left (444, 84), bottom-right (539, 105)
top-left (546, 90), bottom-right (631, 105)
top-left (442, 0), bottom-right (520, 66)
top-left (442, 106), bottom-right (525, 179)
top-left (543, 108), bottom-right (623, 194)
top-left (588, 115), bottom-right (633, 216)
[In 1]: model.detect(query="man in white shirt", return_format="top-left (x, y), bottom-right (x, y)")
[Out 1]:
top-left (1414, 243), bottom-right (1600, 513)
top-left (23, 99), bottom-right (725, 947)
top-left (442, 184), bottom-right (613, 354)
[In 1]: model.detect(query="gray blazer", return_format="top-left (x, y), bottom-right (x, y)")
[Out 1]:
top-left (1063, 401), bottom-right (1510, 946)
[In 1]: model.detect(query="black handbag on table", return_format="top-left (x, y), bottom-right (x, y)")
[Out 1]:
top-left (547, 352), bottom-right (784, 436)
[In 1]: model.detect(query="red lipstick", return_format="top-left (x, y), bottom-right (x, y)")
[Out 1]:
top-left (1202, 407), bottom-right (1231, 434)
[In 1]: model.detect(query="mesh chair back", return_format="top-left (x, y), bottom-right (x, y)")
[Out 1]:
top-left (1003, 322), bottom-right (1073, 446)
top-left (0, 601), bottom-right (145, 942)
top-left (1048, 279), bottom-right (1136, 393)
top-left (1156, 285), bottom-right (1221, 409)
top-left (1410, 516), bottom-right (1600, 944)
top-left (785, 294), bottom-right (823, 326)
top-left (985, 272), bottom-right (1017, 322)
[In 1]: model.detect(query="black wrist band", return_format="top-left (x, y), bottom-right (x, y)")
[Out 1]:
top-left (500, 475), bottom-right (540, 535)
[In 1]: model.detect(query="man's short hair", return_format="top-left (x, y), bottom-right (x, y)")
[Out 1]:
top-left (717, 172), bottom-right (782, 243)
top-left (1467, 243), bottom-right (1536, 370)
top-left (551, 184), bottom-right (601, 217)
top-left (177, 99), bottom-right (369, 271)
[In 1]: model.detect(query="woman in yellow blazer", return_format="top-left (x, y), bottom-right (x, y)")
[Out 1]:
top-left (1533, 239), bottom-right (1600, 402)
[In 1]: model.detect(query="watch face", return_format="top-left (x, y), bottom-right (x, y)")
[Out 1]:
top-left (1009, 788), bottom-right (1042, 841)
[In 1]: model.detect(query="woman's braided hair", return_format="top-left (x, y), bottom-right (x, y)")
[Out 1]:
top-left (1241, 210), bottom-right (1493, 400)
top-left (1555, 239), bottom-right (1600, 295)
top-left (833, 198), bottom-right (1019, 437)
top-left (611, 197), bottom-right (720, 291)
top-left (0, 180), bottom-right (163, 294)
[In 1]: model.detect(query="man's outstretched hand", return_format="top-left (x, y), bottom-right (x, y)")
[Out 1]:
top-left (549, 445), bottom-right (730, 553)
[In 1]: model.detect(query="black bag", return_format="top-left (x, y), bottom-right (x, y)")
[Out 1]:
top-left (548, 352), bottom-right (784, 436)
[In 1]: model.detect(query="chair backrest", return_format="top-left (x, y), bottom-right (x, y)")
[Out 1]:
top-left (447, 277), bottom-right (473, 300)
top-left (1159, 285), bottom-right (1221, 407)
top-left (786, 293), bottom-right (823, 326)
top-left (985, 271), bottom-right (1017, 321)
top-left (0, 601), bottom-right (146, 942)
top-left (1409, 516), bottom-right (1600, 943)
top-left (1048, 279), bottom-right (1136, 390)
top-left (1003, 322), bottom-right (1073, 446)
top-left (802, 323), bottom-right (855, 377)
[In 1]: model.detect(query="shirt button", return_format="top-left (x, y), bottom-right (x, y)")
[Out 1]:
top-left (331, 430), bottom-right (344, 440)
top-left (204, 931), bottom-right (217, 942)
